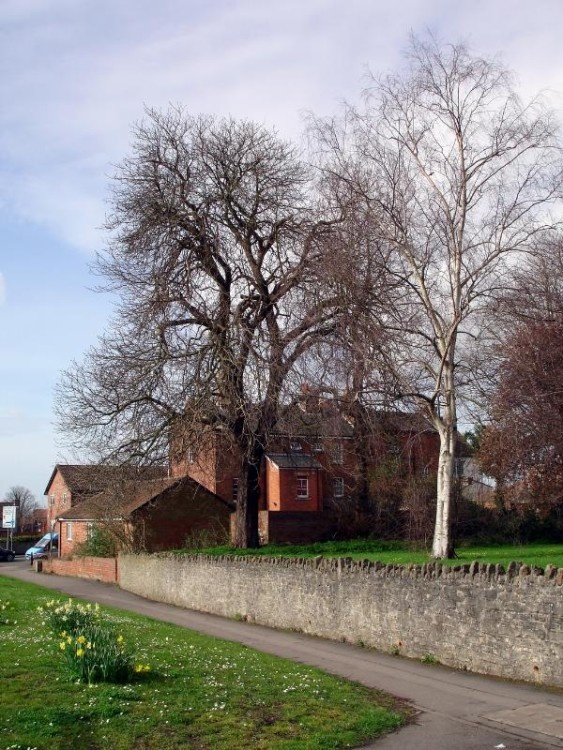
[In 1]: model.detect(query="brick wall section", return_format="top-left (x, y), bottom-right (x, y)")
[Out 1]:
top-left (134, 483), bottom-right (231, 551)
top-left (266, 461), bottom-right (281, 509)
top-left (59, 520), bottom-right (89, 557)
top-left (171, 430), bottom-right (242, 505)
top-left (175, 441), bottom-right (218, 494)
top-left (42, 556), bottom-right (118, 583)
top-left (119, 554), bottom-right (563, 687)
top-left (46, 471), bottom-right (72, 528)
top-left (268, 465), bottom-right (322, 512)
top-left (258, 511), bottom-right (336, 544)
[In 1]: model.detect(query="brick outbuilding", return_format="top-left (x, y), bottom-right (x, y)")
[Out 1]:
top-left (55, 475), bottom-right (232, 557)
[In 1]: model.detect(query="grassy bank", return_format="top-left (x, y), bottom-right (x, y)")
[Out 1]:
top-left (0, 576), bottom-right (405, 750)
top-left (191, 540), bottom-right (563, 569)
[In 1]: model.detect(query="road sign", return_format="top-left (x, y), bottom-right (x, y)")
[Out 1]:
top-left (2, 506), bottom-right (16, 529)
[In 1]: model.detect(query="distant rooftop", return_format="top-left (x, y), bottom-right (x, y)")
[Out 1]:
top-left (44, 464), bottom-right (169, 496)
top-left (266, 453), bottom-right (323, 470)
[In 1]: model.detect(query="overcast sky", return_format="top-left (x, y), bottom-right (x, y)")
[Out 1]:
top-left (2, 0), bottom-right (563, 507)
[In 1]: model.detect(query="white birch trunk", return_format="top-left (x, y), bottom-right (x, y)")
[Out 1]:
top-left (432, 425), bottom-right (456, 557)
top-left (432, 366), bottom-right (457, 558)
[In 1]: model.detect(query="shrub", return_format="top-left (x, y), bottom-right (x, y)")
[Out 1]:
top-left (74, 527), bottom-right (119, 558)
top-left (184, 522), bottom-right (229, 550)
top-left (420, 653), bottom-right (439, 665)
top-left (12, 534), bottom-right (42, 545)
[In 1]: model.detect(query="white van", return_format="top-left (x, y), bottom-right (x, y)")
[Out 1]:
top-left (25, 532), bottom-right (59, 560)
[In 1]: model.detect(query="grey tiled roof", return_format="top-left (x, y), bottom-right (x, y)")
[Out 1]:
top-left (266, 453), bottom-right (323, 469)
top-left (274, 405), bottom-right (354, 438)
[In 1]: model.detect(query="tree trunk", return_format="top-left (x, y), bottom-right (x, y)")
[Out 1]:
top-left (350, 401), bottom-right (372, 514)
top-left (431, 377), bottom-right (457, 558)
top-left (231, 445), bottom-right (263, 548)
top-left (432, 432), bottom-right (456, 558)
top-left (356, 450), bottom-right (371, 514)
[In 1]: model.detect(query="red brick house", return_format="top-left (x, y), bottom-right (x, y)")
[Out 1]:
top-left (170, 400), bottom-right (440, 543)
top-left (24, 508), bottom-right (48, 534)
top-left (46, 400), bottom-right (440, 553)
top-left (44, 464), bottom-right (168, 530)
top-left (54, 475), bottom-right (232, 557)
top-left (170, 403), bottom-right (357, 507)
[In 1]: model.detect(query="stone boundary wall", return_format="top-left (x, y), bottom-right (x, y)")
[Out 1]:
top-left (119, 554), bottom-right (563, 687)
top-left (42, 556), bottom-right (118, 583)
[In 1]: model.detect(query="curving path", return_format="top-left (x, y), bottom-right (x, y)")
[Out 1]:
top-left (2, 561), bottom-right (562, 750)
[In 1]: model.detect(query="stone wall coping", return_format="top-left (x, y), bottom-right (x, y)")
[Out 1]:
top-left (120, 552), bottom-right (563, 585)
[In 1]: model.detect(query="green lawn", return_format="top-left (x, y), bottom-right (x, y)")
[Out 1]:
top-left (0, 577), bottom-right (405, 750)
top-left (193, 540), bottom-right (563, 569)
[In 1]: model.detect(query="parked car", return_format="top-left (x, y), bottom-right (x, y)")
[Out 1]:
top-left (0, 547), bottom-right (15, 562)
top-left (25, 532), bottom-right (58, 561)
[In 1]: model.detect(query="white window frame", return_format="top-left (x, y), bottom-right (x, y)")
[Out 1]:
top-left (296, 476), bottom-right (309, 499)
top-left (290, 441), bottom-right (303, 452)
top-left (333, 477), bottom-right (344, 498)
top-left (66, 522), bottom-right (73, 541)
top-left (331, 441), bottom-right (343, 464)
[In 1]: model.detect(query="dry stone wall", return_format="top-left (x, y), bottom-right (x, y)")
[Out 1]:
top-left (118, 554), bottom-right (563, 687)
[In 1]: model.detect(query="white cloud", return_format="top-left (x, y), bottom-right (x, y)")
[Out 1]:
top-left (0, 1), bottom-right (443, 249)
top-left (14, 173), bottom-right (106, 254)
top-left (1, 0), bottom-right (563, 254)
top-left (2, 0), bottom-right (563, 515)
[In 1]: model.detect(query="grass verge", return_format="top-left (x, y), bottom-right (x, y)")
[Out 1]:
top-left (0, 576), bottom-right (405, 750)
top-left (189, 540), bottom-right (563, 569)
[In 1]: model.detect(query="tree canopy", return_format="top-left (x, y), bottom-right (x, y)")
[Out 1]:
top-left (311, 36), bottom-right (562, 556)
top-left (56, 38), bottom-right (563, 554)
top-left (57, 110), bottom-right (339, 547)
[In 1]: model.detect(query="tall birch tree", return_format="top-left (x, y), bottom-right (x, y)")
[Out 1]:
top-left (314, 37), bottom-right (562, 557)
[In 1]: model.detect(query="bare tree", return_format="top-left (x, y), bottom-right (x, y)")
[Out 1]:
top-left (313, 36), bottom-right (562, 557)
top-left (4, 486), bottom-right (39, 532)
top-left (56, 109), bottom-right (338, 548)
top-left (478, 318), bottom-right (563, 508)
top-left (302, 197), bottom-right (394, 513)
top-left (493, 233), bottom-right (563, 325)
top-left (478, 238), bottom-right (563, 506)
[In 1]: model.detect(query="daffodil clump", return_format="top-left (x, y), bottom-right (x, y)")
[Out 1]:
top-left (39, 598), bottom-right (150, 684)
top-left (39, 598), bottom-right (101, 635)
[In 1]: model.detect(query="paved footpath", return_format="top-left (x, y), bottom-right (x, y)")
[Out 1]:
top-left (2, 562), bottom-right (563, 750)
